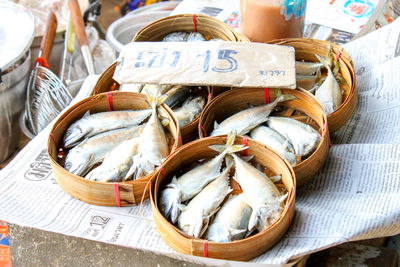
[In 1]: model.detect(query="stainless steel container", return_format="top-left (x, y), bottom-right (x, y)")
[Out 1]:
top-left (0, 1), bottom-right (35, 163)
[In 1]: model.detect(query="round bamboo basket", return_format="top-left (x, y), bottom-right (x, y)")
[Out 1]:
top-left (150, 135), bottom-right (296, 261)
top-left (133, 14), bottom-right (247, 42)
top-left (198, 88), bottom-right (329, 186)
top-left (268, 38), bottom-right (357, 133)
top-left (47, 92), bottom-right (181, 206)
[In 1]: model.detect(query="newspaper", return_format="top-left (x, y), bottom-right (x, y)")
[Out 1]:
top-left (1, 20), bottom-right (400, 266)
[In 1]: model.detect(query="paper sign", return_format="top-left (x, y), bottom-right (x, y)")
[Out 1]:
top-left (113, 41), bottom-right (296, 89)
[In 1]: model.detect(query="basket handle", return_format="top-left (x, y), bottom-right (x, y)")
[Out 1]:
top-left (39, 12), bottom-right (58, 63)
top-left (68, 0), bottom-right (88, 47)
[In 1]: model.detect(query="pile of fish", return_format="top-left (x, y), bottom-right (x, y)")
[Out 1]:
top-left (159, 132), bottom-right (287, 242)
top-left (296, 45), bottom-right (343, 115)
top-left (62, 94), bottom-right (172, 182)
top-left (119, 31), bottom-right (214, 127)
top-left (120, 84), bottom-right (206, 128)
top-left (210, 90), bottom-right (321, 165)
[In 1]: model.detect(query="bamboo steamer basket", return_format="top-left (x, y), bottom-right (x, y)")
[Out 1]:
top-left (150, 135), bottom-right (296, 261)
top-left (133, 14), bottom-right (247, 42)
top-left (91, 64), bottom-right (211, 144)
top-left (268, 38), bottom-right (357, 133)
top-left (198, 88), bottom-right (329, 186)
top-left (47, 92), bottom-right (181, 206)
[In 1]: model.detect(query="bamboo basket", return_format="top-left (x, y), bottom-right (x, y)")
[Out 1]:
top-left (268, 38), bottom-right (357, 133)
top-left (198, 88), bottom-right (329, 186)
top-left (47, 92), bottom-right (181, 206)
top-left (133, 14), bottom-right (248, 42)
top-left (150, 135), bottom-right (296, 261)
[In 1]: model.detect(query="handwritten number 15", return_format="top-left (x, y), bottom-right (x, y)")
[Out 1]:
top-left (197, 49), bottom-right (238, 73)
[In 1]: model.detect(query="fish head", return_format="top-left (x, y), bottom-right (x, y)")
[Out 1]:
top-left (64, 149), bottom-right (93, 177)
top-left (159, 186), bottom-right (181, 224)
top-left (63, 124), bottom-right (89, 148)
top-left (256, 205), bottom-right (282, 232)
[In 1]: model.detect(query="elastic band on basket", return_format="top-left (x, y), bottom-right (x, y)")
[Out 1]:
top-left (110, 83), bottom-right (117, 91)
top-left (50, 133), bottom-right (57, 148)
top-left (107, 92), bottom-right (113, 111)
top-left (203, 240), bottom-right (208, 257)
top-left (114, 183), bottom-right (121, 207)
top-left (35, 57), bottom-right (49, 68)
top-left (160, 166), bottom-right (165, 178)
top-left (178, 136), bottom-right (182, 145)
top-left (193, 14), bottom-right (197, 32)
top-left (242, 136), bottom-right (248, 156)
top-left (336, 50), bottom-right (342, 62)
top-left (207, 93), bottom-right (212, 102)
top-left (199, 123), bottom-right (207, 137)
top-left (93, 87), bottom-right (99, 94)
top-left (264, 88), bottom-right (270, 104)
top-left (324, 121), bottom-right (332, 148)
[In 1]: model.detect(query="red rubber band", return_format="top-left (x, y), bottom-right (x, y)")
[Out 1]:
top-left (107, 92), bottom-right (113, 111)
top-left (50, 133), bottom-right (56, 146)
top-left (203, 239), bottom-right (208, 257)
top-left (207, 93), bottom-right (212, 102)
top-left (35, 57), bottom-right (49, 68)
top-left (93, 87), bottom-right (99, 94)
top-left (199, 123), bottom-right (207, 137)
top-left (178, 136), bottom-right (182, 145)
top-left (114, 183), bottom-right (121, 207)
top-left (264, 88), bottom-right (270, 104)
top-left (160, 167), bottom-right (165, 178)
top-left (193, 14), bottom-right (197, 32)
top-left (242, 136), bottom-right (248, 156)
top-left (336, 50), bottom-right (342, 62)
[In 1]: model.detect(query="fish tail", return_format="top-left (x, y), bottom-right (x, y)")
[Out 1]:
top-left (208, 131), bottom-right (248, 155)
top-left (146, 90), bottom-right (168, 108)
top-left (274, 89), bottom-right (296, 103)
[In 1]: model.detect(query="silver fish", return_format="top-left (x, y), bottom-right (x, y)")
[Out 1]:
top-left (128, 94), bottom-right (169, 180)
top-left (63, 109), bottom-right (151, 148)
top-left (296, 61), bottom-right (323, 76)
top-left (159, 131), bottom-right (246, 223)
top-left (164, 85), bottom-right (192, 109)
top-left (177, 164), bottom-right (232, 238)
top-left (296, 73), bottom-right (322, 90)
top-left (85, 137), bottom-right (140, 182)
top-left (314, 60), bottom-right (342, 115)
top-left (204, 194), bottom-right (252, 242)
top-left (267, 117), bottom-right (321, 157)
top-left (211, 90), bottom-right (295, 136)
top-left (162, 32), bottom-right (189, 42)
top-left (119, 83), bottom-right (143, 93)
top-left (64, 125), bottom-right (143, 176)
top-left (231, 153), bottom-right (286, 232)
top-left (187, 32), bottom-right (206, 42)
top-left (250, 126), bottom-right (299, 165)
top-left (174, 96), bottom-right (206, 127)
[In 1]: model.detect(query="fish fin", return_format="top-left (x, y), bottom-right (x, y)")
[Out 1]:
top-left (177, 203), bottom-right (187, 211)
top-left (208, 145), bottom-right (225, 153)
top-left (83, 110), bottom-right (90, 117)
top-left (225, 155), bottom-right (234, 169)
top-left (248, 208), bottom-right (259, 232)
top-left (279, 193), bottom-right (288, 203)
top-left (161, 118), bottom-right (170, 127)
top-left (241, 155), bottom-right (254, 162)
top-left (125, 155), bottom-right (138, 180)
top-left (270, 175), bottom-right (282, 183)
top-left (229, 227), bottom-right (247, 240)
top-left (213, 120), bottom-right (219, 129)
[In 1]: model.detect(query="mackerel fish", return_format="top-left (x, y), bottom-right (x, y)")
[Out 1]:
top-left (159, 131), bottom-right (246, 224)
top-left (63, 109), bottom-right (151, 148)
top-left (250, 126), bottom-right (299, 165)
top-left (64, 125), bottom-right (143, 176)
top-left (231, 153), bottom-right (286, 232)
top-left (164, 85), bottom-right (192, 109)
top-left (210, 90), bottom-right (295, 136)
top-left (174, 96), bottom-right (206, 128)
top-left (204, 194), bottom-right (252, 242)
top-left (127, 94), bottom-right (169, 180)
top-left (85, 137), bottom-right (140, 182)
top-left (295, 61), bottom-right (323, 76)
top-left (177, 163), bottom-right (232, 238)
top-left (267, 117), bottom-right (321, 157)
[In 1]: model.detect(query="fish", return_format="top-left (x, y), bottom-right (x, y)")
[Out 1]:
top-left (119, 83), bottom-right (143, 93)
top-left (230, 153), bottom-right (286, 232)
top-left (296, 72), bottom-right (322, 90)
top-left (295, 61), bottom-right (323, 76)
top-left (85, 137), bottom-right (140, 182)
top-left (173, 96), bottom-right (206, 127)
top-left (210, 90), bottom-right (295, 136)
top-left (187, 32), bottom-right (206, 42)
top-left (177, 163), bottom-right (232, 238)
top-left (64, 125), bottom-right (143, 176)
top-left (204, 194), bottom-right (252, 242)
top-left (250, 126), bottom-right (299, 165)
top-left (142, 84), bottom-right (173, 97)
top-left (314, 54), bottom-right (342, 115)
top-left (127, 94), bottom-right (170, 180)
top-left (159, 131), bottom-right (246, 223)
top-left (164, 85), bottom-right (192, 109)
top-left (162, 32), bottom-right (189, 42)
top-left (267, 117), bottom-right (321, 157)
top-left (63, 109), bottom-right (151, 148)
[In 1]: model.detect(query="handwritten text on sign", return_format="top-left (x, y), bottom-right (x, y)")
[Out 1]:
top-left (113, 41), bottom-right (296, 88)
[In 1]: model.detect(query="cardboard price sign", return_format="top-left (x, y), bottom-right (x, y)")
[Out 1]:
top-left (114, 41), bottom-right (296, 88)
